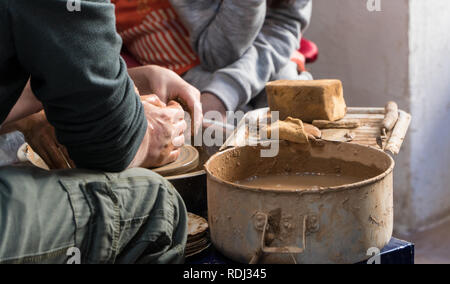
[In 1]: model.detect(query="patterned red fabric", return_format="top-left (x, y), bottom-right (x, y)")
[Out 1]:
top-left (113, 0), bottom-right (200, 75)
top-left (114, 0), bottom-right (315, 72)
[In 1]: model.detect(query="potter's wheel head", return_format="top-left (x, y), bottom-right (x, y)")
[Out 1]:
top-left (151, 145), bottom-right (200, 177)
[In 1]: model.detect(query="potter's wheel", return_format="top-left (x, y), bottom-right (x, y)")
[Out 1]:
top-left (152, 145), bottom-right (200, 177)
top-left (17, 143), bottom-right (200, 177)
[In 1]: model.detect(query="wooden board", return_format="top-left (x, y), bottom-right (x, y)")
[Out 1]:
top-left (338, 110), bottom-right (386, 147)
top-left (221, 107), bottom-right (411, 155)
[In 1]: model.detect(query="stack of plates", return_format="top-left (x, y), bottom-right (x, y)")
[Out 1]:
top-left (186, 213), bottom-right (210, 258)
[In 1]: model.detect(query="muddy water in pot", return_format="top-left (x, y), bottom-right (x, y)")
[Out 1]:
top-left (206, 141), bottom-right (395, 264)
top-left (236, 173), bottom-right (363, 190)
top-left (209, 142), bottom-right (384, 191)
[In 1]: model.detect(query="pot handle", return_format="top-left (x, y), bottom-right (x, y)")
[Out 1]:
top-left (249, 212), bottom-right (308, 264)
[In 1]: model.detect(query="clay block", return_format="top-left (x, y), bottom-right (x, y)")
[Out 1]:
top-left (266, 80), bottom-right (347, 122)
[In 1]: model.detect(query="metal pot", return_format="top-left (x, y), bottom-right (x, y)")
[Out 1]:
top-left (205, 141), bottom-right (395, 264)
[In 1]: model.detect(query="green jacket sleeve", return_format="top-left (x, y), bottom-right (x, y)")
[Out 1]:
top-left (6, 0), bottom-right (147, 171)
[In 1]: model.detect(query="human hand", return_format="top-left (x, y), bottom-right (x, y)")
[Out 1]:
top-left (128, 65), bottom-right (202, 134)
top-left (201, 92), bottom-right (227, 119)
top-left (13, 111), bottom-right (75, 169)
top-left (130, 95), bottom-right (188, 168)
top-left (303, 123), bottom-right (322, 140)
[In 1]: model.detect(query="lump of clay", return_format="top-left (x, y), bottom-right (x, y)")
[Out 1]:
top-left (265, 117), bottom-right (309, 144)
top-left (266, 79), bottom-right (347, 123)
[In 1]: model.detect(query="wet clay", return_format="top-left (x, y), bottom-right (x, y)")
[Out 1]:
top-left (236, 172), bottom-right (363, 190)
top-left (265, 117), bottom-right (309, 144)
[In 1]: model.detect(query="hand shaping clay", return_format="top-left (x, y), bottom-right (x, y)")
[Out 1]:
top-left (266, 80), bottom-right (347, 122)
top-left (266, 117), bottom-right (309, 144)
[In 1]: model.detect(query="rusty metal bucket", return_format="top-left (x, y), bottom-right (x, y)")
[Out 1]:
top-left (205, 141), bottom-right (395, 264)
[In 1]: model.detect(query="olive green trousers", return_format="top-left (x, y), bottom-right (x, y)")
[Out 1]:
top-left (0, 166), bottom-right (187, 264)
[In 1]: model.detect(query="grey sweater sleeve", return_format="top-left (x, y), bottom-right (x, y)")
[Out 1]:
top-left (170, 0), bottom-right (266, 72)
top-left (186, 0), bottom-right (312, 111)
top-left (4, 0), bottom-right (147, 171)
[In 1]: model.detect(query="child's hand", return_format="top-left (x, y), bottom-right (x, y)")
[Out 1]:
top-left (201, 92), bottom-right (227, 121)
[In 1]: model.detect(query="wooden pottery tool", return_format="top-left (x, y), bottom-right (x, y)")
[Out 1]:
top-left (378, 101), bottom-right (399, 149)
top-left (376, 101), bottom-right (411, 154)
top-left (312, 120), bottom-right (361, 129)
top-left (382, 101), bottom-right (399, 134)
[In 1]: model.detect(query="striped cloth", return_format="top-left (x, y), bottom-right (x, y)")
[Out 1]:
top-left (113, 0), bottom-right (199, 75)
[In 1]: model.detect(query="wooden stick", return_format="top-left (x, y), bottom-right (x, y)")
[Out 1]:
top-left (346, 107), bottom-right (385, 115)
top-left (383, 101), bottom-right (399, 131)
top-left (385, 110), bottom-right (411, 155)
top-left (312, 120), bottom-right (360, 129)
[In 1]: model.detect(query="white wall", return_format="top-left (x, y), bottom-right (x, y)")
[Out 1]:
top-left (305, 0), bottom-right (410, 108)
top-left (305, 0), bottom-right (450, 233)
top-left (409, 0), bottom-right (450, 228)
top-left (305, 0), bottom-right (413, 233)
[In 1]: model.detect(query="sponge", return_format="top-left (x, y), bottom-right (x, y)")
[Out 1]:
top-left (266, 80), bottom-right (347, 122)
